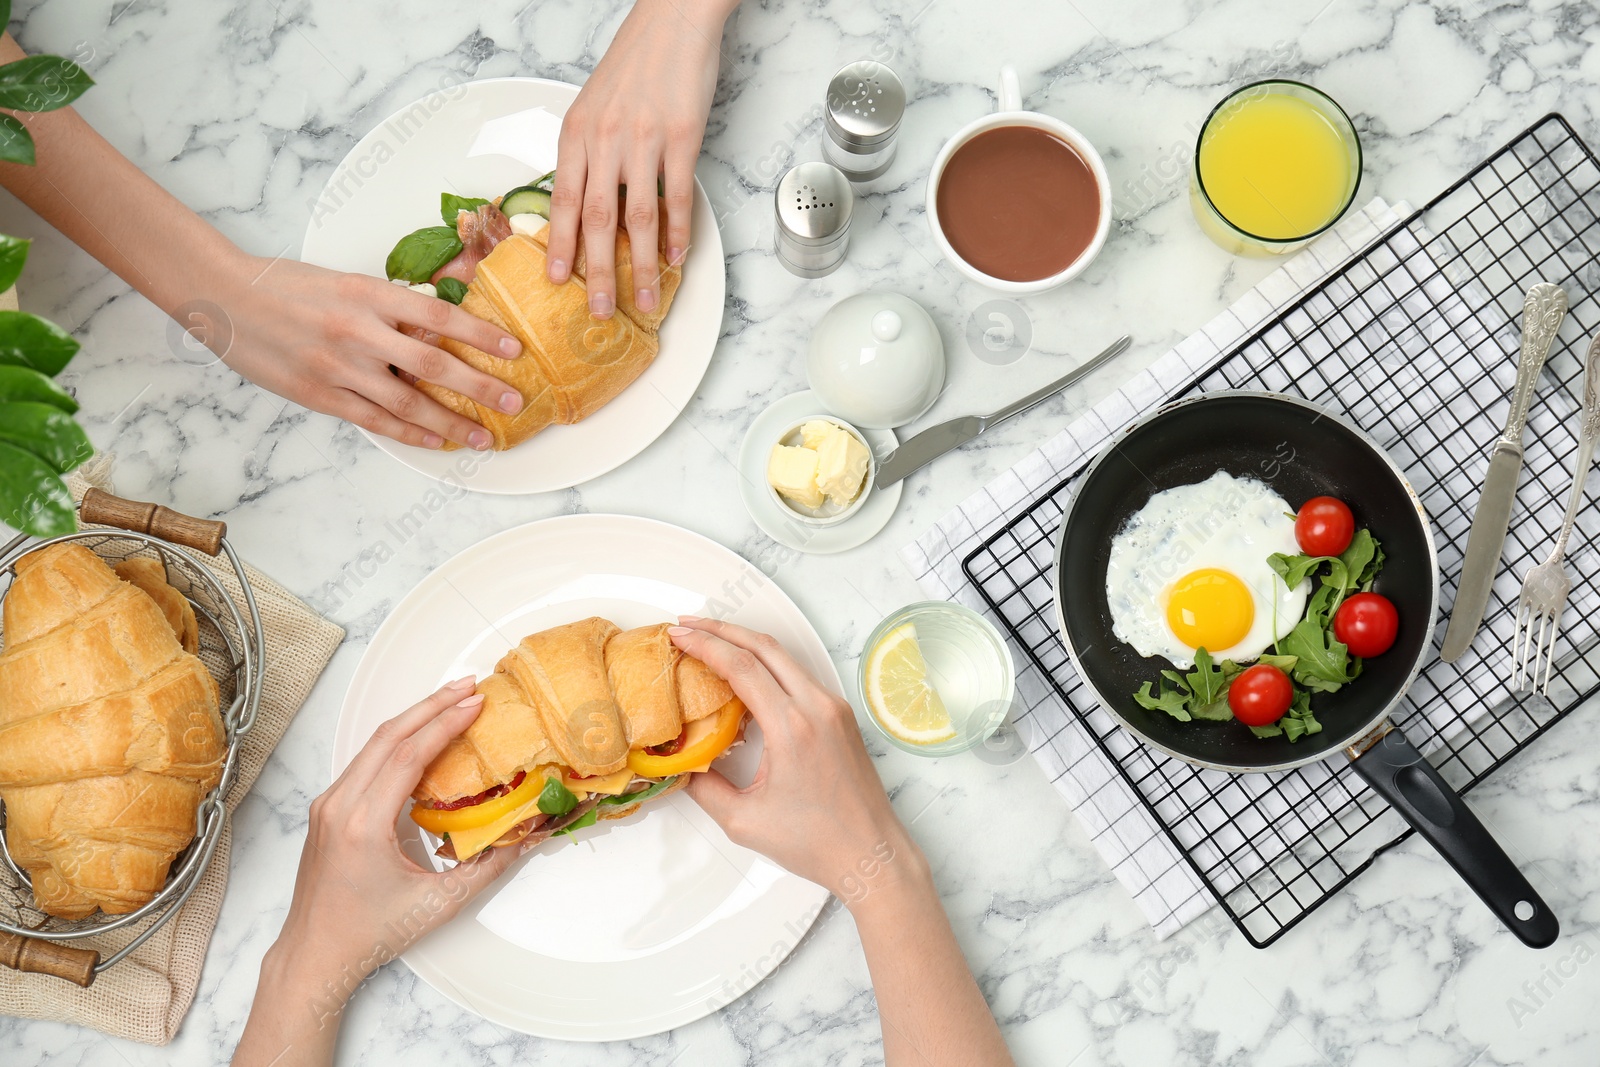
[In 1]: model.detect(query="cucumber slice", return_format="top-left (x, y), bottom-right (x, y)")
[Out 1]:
top-left (501, 185), bottom-right (552, 220)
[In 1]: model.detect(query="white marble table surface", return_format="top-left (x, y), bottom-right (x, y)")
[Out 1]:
top-left (5, 0), bottom-right (1600, 1064)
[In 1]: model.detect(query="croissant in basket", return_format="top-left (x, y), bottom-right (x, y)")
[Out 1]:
top-left (414, 202), bottom-right (682, 451)
top-left (409, 617), bottom-right (746, 861)
top-left (0, 544), bottom-right (225, 919)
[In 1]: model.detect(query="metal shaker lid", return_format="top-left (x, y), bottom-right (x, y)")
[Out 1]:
top-left (825, 61), bottom-right (905, 149)
top-left (774, 162), bottom-right (853, 245)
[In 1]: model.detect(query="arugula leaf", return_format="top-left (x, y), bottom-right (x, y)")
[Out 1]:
top-left (1256, 652), bottom-right (1299, 674)
top-left (1185, 648), bottom-right (1229, 707)
top-left (1135, 680), bottom-right (1192, 721)
top-left (597, 776), bottom-right (679, 807)
top-left (1268, 551), bottom-right (1329, 590)
top-left (385, 225), bottom-right (462, 283)
top-left (1249, 722), bottom-right (1284, 738)
top-left (557, 808), bottom-right (599, 837)
top-left (435, 276), bottom-right (468, 305)
top-left (440, 193), bottom-right (489, 225)
top-left (536, 777), bottom-right (577, 816)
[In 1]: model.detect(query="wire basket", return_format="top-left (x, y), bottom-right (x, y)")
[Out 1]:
top-left (0, 490), bottom-right (265, 984)
top-left (963, 113), bottom-right (1600, 947)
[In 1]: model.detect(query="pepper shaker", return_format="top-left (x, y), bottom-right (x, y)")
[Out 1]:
top-left (823, 61), bottom-right (906, 183)
top-left (774, 161), bottom-right (853, 278)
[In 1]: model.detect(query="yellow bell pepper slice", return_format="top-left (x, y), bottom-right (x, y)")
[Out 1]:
top-left (627, 698), bottom-right (745, 778)
top-left (409, 770), bottom-right (543, 835)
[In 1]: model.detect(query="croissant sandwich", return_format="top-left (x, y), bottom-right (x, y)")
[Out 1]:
top-left (409, 617), bottom-right (746, 861)
top-left (0, 544), bottom-right (225, 918)
top-left (397, 193), bottom-right (683, 452)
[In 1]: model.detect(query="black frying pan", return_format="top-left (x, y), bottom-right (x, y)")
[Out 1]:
top-left (1053, 391), bottom-right (1558, 948)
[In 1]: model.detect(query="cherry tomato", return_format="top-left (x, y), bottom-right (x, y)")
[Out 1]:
top-left (1228, 664), bottom-right (1294, 726)
top-left (1295, 496), bottom-right (1355, 557)
top-left (1334, 592), bottom-right (1399, 658)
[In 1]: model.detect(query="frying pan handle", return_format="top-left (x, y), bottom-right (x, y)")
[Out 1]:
top-left (1350, 730), bottom-right (1559, 948)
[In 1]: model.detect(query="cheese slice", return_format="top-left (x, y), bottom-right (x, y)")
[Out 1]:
top-left (562, 767), bottom-right (636, 798)
top-left (444, 794), bottom-right (545, 861)
top-left (678, 713), bottom-right (724, 774)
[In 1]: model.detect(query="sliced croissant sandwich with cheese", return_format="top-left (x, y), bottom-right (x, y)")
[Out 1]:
top-left (411, 196), bottom-right (682, 452)
top-left (0, 545), bottom-right (224, 918)
top-left (410, 617), bottom-right (747, 861)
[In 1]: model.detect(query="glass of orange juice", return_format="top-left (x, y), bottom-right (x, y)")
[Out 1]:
top-left (1191, 80), bottom-right (1361, 256)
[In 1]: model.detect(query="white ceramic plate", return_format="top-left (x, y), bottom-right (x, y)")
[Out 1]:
top-left (331, 515), bottom-right (833, 1040)
top-left (739, 390), bottom-right (902, 554)
top-left (301, 77), bottom-right (726, 494)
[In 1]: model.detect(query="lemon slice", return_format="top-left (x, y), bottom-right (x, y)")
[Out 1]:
top-left (865, 622), bottom-right (955, 745)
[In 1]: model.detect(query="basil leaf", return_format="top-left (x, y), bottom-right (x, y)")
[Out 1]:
top-left (0, 56), bottom-right (93, 112)
top-left (1135, 679), bottom-right (1192, 721)
top-left (440, 193), bottom-right (489, 226)
top-left (385, 225), bottom-right (462, 283)
top-left (435, 276), bottom-right (468, 305)
top-left (0, 235), bottom-right (27, 293)
top-left (0, 401), bottom-right (91, 473)
top-left (0, 439), bottom-right (74, 536)
top-left (0, 310), bottom-right (78, 375)
top-left (0, 365), bottom-right (76, 412)
top-left (536, 777), bottom-right (577, 816)
top-left (557, 808), bottom-right (599, 837)
top-left (0, 114), bottom-right (32, 166)
top-left (598, 776), bottom-right (679, 807)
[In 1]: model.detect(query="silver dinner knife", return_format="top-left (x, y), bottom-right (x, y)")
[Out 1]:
top-left (1439, 283), bottom-right (1569, 663)
top-left (875, 335), bottom-right (1132, 489)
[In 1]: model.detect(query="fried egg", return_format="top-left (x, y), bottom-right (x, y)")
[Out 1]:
top-left (1104, 471), bottom-right (1308, 668)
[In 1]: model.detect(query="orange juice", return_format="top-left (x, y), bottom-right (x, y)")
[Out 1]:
top-left (1196, 87), bottom-right (1357, 243)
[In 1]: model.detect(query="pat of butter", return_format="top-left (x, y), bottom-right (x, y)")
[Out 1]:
top-left (768, 445), bottom-right (825, 508)
top-left (800, 420), bottom-right (838, 451)
top-left (815, 425), bottom-right (870, 506)
top-left (508, 213), bottom-right (549, 239)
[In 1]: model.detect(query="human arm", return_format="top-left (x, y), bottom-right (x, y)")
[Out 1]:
top-left (669, 617), bottom-right (1015, 1067)
top-left (0, 33), bottom-right (525, 450)
top-left (544, 0), bottom-right (739, 318)
top-left (232, 679), bottom-right (519, 1067)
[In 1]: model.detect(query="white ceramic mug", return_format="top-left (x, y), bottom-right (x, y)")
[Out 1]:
top-left (926, 66), bottom-right (1111, 294)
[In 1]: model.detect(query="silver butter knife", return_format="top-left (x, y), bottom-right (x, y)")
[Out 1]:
top-left (875, 335), bottom-right (1132, 489)
top-left (1439, 283), bottom-right (1570, 663)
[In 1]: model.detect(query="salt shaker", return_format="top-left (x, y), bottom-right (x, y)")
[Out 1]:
top-left (823, 61), bottom-right (906, 183)
top-left (774, 161), bottom-right (853, 278)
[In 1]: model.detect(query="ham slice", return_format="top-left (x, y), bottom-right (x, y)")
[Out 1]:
top-left (432, 203), bottom-right (513, 285)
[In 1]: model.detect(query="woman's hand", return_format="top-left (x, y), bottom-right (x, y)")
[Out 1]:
top-left (668, 616), bottom-right (923, 905)
top-left (545, 0), bottom-right (736, 318)
top-left (235, 679), bottom-right (518, 1066)
top-left (202, 253), bottom-right (527, 450)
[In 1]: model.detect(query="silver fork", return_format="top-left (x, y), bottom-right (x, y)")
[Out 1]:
top-left (1513, 332), bottom-right (1600, 693)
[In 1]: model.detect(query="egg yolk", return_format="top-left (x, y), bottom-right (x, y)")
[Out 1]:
top-left (1165, 568), bottom-right (1254, 652)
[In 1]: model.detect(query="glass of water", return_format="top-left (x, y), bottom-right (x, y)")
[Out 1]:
top-left (857, 601), bottom-right (1015, 757)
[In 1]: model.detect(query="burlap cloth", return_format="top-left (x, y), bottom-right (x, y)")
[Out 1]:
top-left (0, 456), bottom-right (345, 1044)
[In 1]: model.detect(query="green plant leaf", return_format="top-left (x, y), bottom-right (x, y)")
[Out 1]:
top-left (1184, 647), bottom-right (1231, 707)
top-left (0, 234), bottom-right (28, 293)
top-left (0, 365), bottom-right (76, 412)
top-left (1134, 679), bottom-right (1192, 721)
top-left (596, 776), bottom-right (679, 806)
top-left (0, 56), bottom-right (94, 112)
top-left (384, 225), bottom-right (462, 283)
top-left (434, 276), bottom-right (467, 305)
top-left (535, 776), bottom-right (577, 816)
top-left (0, 2), bottom-right (10, 32)
top-left (0, 401), bottom-right (91, 472)
top-left (440, 193), bottom-right (489, 225)
top-left (0, 439), bottom-right (74, 537)
top-left (556, 807), bottom-right (599, 838)
top-left (0, 114), bottom-right (34, 166)
top-left (0, 310), bottom-right (78, 374)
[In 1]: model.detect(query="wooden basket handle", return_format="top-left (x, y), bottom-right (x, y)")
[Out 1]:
top-left (0, 930), bottom-right (98, 987)
top-left (80, 489), bottom-right (226, 556)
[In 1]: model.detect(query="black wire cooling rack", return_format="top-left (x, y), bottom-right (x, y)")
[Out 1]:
top-left (962, 113), bottom-right (1600, 947)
